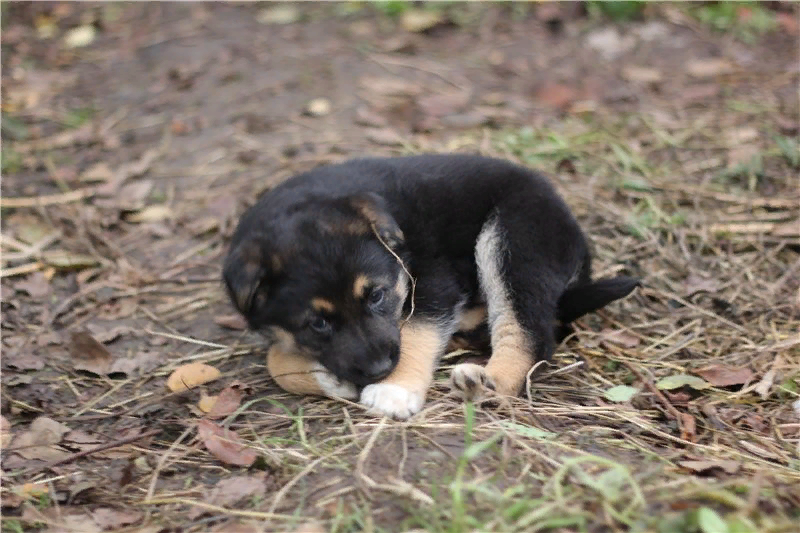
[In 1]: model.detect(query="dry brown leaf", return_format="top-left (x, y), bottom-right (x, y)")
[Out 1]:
top-left (6, 351), bottom-right (45, 371)
top-left (687, 58), bottom-right (734, 78)
top-left (417, 91), bottom-right (470, 118)
top-left (680, 413), bottom-right (696, 443)
top-left (10, 416), bottom-right (71, 461)
top-left (684, 272), bottom-right (719, 295)
top-left (21, 506), bottom-right (101, 532)
top-left (600, 329), bottom-right (640, 348)
top-left (214, 313), bottom-right (248, 330)
top-left (366, 128), bottom-right (404, 147)
top-left (167, 362), bottom-right (221, 392)
top-left (196, 419), bottom-right (258, 467)
top-left (198, 393), bottom-right (218, 413)
top-left (1, 415), bottom-right (13, 448)
top-left (91, 508), bottom-right (142, 530)
top-left (205, 383), bottom-right (245, 419)
top-left (124, 205), bottom-right (173, 223)
top-left (679, 459), bottom-right (740, 474)
top-left (69, 331), bottom-right (113, 375)
top-left (108, 351), bottom-right (162, 376)
top-left (535, 83), bottom-right (578, 111)
top-left (693, 365), bottom-right (753, 387)
top-left (189, 474), bottom-right (266, 518)
top-left (621, 66), bottom-right (663, 84)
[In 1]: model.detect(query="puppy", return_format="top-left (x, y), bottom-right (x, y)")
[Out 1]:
top-left (223, 154), bottom-right (639, 419)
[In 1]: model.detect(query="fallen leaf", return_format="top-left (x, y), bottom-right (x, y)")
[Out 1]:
top-left (198, 393), bottom-right (218, 414)
top-left (682, 83), bottom-right (721, 104)
top-left (535, 83), bottom-right (578, 111)
top-left (726, 126), bottom-right (759, 146)
top-left (621, 66), bottom-right (663, 84)
top-left (656, 374), bottom-right (711, 391)
top-left (10, 416), bottom-right (71, 461)
top-left (189, 474), bottom-right (266, 519)
top-left (400, 9), bottom-right (445, 33)
top-left (85, 324), bottom-right (134, 344)
top-left (354, 106), bottom-right (388, 128)
top-left (167, 363), bottom-right (221, 392)
top-left (499, 421), bottom-right (556, 440)
top-left (214, 314), bottom-right (248, 330)
top-left (358, 76), bottom-right (421, 97)
top-left (777, 12), bottom-right (799, 36)
top-left (679, 459), bottom-right (740, 475)
top-left (15, 272), bottom-right (50, 298)
top-left (13, 216), bottom-right (53, 244)
top-left (687, 58), bottom-right (734, 78)
top-left (80, 162), bottom-right (115, 183)
top-left (696, 507), bottom-right (727, 533)
top-left (604, 385), bottom-right (639, 403)
top-left (69, 331), bottom-right (113, 375)
top-left (600, 329), bottom-right (640, 348)
top-left (693, 365), bottom-right (753, 387)
top-left (196, 419), bottom-right (258, 467)
top-left (304, 98), bottom-right (332, 117)
top-left (109, 180), bottom-right (155, 210)
top-left (6, 352), bottom-right (45, 371)
top-left (64, 25), bottom-right (96, 48)
top-left (754, 368), bottom-right (777, 400)
top-left (124, 205), bottom-right (173, 223)
top-left (21, 507), bottom-right (101, 532)
top-left (1, 415), bottom-right (13, 448)
top-left (417, 91), bottom-right (471, 118)
top-left (257, 4), bottom-right (301, 25)
top-left (366, 128), bottom-right (404, 146)
top-left (205, 383), bottom-right (245, 419)
top-left (680, 413), bottom-right (696, 443)
top-left (586, 27), bottom-right (635, 60)
top-left (212, 522), bottom-right (261, 533)
top-left (41, 250), bottom-right (99, 270)
top-left (91, 508), bottom-right (142, 530)
top-left (684, 272), bottom-right (719, 295)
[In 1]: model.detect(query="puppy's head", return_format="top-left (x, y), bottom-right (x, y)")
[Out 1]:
top-left (223, 192), bottom-right (408, 387)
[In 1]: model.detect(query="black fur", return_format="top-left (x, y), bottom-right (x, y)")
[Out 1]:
top-left (224, 154), bottom-right (638, 387)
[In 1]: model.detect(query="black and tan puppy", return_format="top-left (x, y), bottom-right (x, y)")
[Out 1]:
top-left (223, 154), bottom-right (639, 419)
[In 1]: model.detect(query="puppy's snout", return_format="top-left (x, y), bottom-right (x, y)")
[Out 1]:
top-left (362, 357), bottom-right (394, 381)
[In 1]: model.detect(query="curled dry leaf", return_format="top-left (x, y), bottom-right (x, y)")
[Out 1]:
top-left (214, 313), bottom-right (248, 330)
top-left (10, 416), bottom-right (71, 462)
top-left (692, 365), bottom-right (753, 387)
top-left (600, 329), bottom-right (640, 348)
top-left (167, 362), bottom-right (221, 392)
top-left (205, 383), bottom-right (245, 419)
top-left (69, 331), bottom-right (113, 375)
top-left (196, 419), bottom-right (258, 467)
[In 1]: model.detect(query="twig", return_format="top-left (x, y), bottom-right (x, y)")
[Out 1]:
top-left (0, 188), bottom-right (95, 209)
top-left (620, 357), bottom-right (684, 433)
top-left (23, 429), bottom-right (160, 475)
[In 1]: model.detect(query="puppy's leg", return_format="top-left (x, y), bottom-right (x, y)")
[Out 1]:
top-left (451, 216), bottom-right (566, 400)
top-left (267, 344), bottom-right (359, 400)
top-left (360, 318), bottom-right (453, 419)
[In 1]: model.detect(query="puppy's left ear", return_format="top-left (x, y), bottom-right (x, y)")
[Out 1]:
top-left (348, 192), bottom-right (405, 250)
top-left (223, 240), bottom-right (268, 315)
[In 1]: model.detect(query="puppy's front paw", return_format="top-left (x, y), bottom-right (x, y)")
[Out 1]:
top-left (450, 363), bottom-right (496, 401)
top-left (312, 362), bottom-right (359, 400)
top-left (360, 383), bottom-right (424, 419)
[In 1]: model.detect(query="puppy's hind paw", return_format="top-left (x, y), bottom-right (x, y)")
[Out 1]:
top-left (449, 363), bottom-right (496, 401)
top-left (360, 383), bottom-right (424, 420)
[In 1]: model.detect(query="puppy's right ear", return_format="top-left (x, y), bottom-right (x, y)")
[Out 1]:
top-left (223, 241), bottom-right (268, 315)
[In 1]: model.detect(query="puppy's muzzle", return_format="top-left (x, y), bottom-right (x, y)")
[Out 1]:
top-left (351, 343), bottom-right (400, 384)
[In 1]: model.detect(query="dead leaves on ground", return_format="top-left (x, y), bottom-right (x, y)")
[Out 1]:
top-left (196, 419), bottom-right (258, 467)
top-left (166, 362), bottom-right (221, 392)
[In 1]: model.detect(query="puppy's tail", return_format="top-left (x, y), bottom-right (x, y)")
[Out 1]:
top-left (557, 276), bottom-right (640, 325)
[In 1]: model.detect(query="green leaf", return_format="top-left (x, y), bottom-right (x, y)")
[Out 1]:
top-left (696, 507), bottom-right (729, 533)
top-left (499, 421), bottom-right (556, 440)
top-left (462, 432), bottom-right (503, 461)
top-left (604, 385), bottom-right (639, 403)
top-left (656, 374), bottom-right (711, 391)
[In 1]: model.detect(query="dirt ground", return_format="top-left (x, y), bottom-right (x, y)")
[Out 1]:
top-left (2, 2), bottom-right (799, 532)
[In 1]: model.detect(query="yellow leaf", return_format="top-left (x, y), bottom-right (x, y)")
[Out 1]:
top-left (167, 363), bottom-right (221, 392)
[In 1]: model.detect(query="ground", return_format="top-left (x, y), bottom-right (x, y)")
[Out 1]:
top-left (1, 2), bottom-right (799, 532)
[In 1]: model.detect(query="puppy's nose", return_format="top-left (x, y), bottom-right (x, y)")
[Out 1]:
top-left (362, 357), bottom-right (394, 381)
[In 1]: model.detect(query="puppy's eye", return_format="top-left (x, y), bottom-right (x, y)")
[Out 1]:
top-left (309, 316), bottom-right (331, 334)
top-left (367, 287), bottom-right (386, 308)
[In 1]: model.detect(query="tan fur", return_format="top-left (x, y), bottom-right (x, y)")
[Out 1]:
top-left (266, 328), bottom-right (325, 395)
top-left (456, 306), bottom-right (487, 332)
top-left (483, 314), bottom-right (532, 396)
top-left (311, 298), bottom-right (335, 313)
top-left (353, 274), bottom-right (370, 299)
top-left (377, 320), bottom-right (446, 396)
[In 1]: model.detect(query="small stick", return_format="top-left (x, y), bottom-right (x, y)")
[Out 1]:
top-left (23, 428), bottom-right (160, 475)
top-left (621, 358), bottom-right (685, 432)
top-left (0, 187), bottom-right (95, 209)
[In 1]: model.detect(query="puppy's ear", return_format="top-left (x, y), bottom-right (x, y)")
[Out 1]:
top-left (348, 192), bottom-right (404, 250)
top-left (223, 240), bottom-right (268, 315)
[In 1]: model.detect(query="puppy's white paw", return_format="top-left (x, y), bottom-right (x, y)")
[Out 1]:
top-left (450, 363), bottom-right (496, 401)
top-left (360, 383), bottom-right (424, 419)
top-left (312, 362), bottom-right (359, 400)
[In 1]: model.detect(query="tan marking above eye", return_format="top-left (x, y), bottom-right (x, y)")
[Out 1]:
top-left (311, 298), bottom-right (336, 313)
top-left (353, 274), bottom-right (370, 299)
